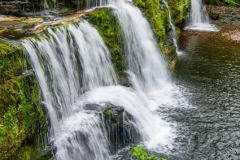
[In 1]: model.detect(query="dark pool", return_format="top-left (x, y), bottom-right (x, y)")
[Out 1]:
top-left (170, 25), bottom-right (240, 159)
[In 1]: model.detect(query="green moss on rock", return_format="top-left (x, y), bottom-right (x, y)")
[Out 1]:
top-left (134, 0), bottom-right (188, 68)
top-left (0, 40), bottom-right (47, 160)
top-left (87, 8), bottom-right (126, 78)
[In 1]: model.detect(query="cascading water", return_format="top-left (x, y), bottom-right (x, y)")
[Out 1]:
top-left (22, 0), bottom-right (190, 159)
top-left (42, 0), bottom-right (50, 15)
top-left (162, 0), bottom-right (183, 55)
top-left (85, 0), bottom-right (108, 8)
top-left (111, 1), bottom-right (169, 93)
top-left (23, 17), bottom-right (176, 159)
top-left (22, 21), bottom-right (118, 159)
top-left (185, 0), bottom-right (218, 31)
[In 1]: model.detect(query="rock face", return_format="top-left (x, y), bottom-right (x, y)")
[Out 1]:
top-left (103, 103), bottom-right (140, 153)
top-left (0, 0), bottom-right (85, 16)
top-left (83, 103), bottom-right (141, 153)
top-left (0, 1), bottom-right (27, 15)
top-left (207, 5), bottom-right (240, 26)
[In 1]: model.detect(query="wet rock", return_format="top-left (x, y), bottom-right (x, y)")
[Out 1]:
top-left (209, 13), bottom-right (219, 20)
top-left (82, 102), bottom-right (141, 153)
top-left (0, 0), bottom-right (84, 16)
top-left (83, 103), bottom-right (103, 112)
top-left (119, 76), bottom-right (130, 86)
top-left (83, 103), bottom-right (141, 153)
top-left (32, 146), bottom-right (56, 160)
top-left (103, 103), bottom-right (140, 153)
top-left (207, 5), bottom-right (240, 26)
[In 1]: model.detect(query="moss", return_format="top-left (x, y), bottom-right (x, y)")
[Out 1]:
top-left (167, 0), bottom-right (189, 26)
top-left (104, 108), bottom-right (112, 118)
top-left (134, 0), bottom-right (189, 69)
top-left (134, 0), bottom-right (168, 46)
top-left (162, 44), bottom-right (177, 69)
top-left (0, 40), bottom-right (47, 160)
top-left (87, 8), bottom-right (126, 78)
top-left (0, 41), bottom-right (26, 84)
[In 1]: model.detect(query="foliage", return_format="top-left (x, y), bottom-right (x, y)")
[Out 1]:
top-left (134, 0), bottom-right (188, 68)
top-left (134, 0), bottom-right (168, 45)
top-left (204, 0), bottom-right (240, 7)
top-left (129, 146), bottom-right (168, 160)
top-left (0, 41), bottom-right (47, 159)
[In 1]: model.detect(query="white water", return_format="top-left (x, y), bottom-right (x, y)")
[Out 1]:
top-left (85, 0), bottom-right (108, 8)
top-left (22, 0), bottom-right (190, 159)
top-left (77, 86), bottom-right (175, 149)
top-left (54, 112), bottom-right (109, 160)
top-left (185, 0), bottom-right (218, 31)
top-left (111, 1), bottom-right (170, 93)
top-left (23, 20), bottom-right (117, 136)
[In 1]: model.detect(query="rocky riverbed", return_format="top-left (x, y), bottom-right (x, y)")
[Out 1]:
top-left (207, 5), bottom-right (240, 25)
top-left (207, 5), bottom-right (240, 42)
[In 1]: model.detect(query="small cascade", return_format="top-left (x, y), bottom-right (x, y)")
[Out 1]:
top-left (162, 0), bottom-right (183, 55)
top-left (77, 86), bottom-right (174, 150)
top-left (77, 0), bottom-right (80, 10)
top-left (85, 0), bottom-right (108, 8)
top-left (22, 20), bottom-right (117, 137)
top-left (54, 112), bottom-right (110, 160)
top-left (111, 1), bottom-right (170, 93)
top-left (42, 0), bottom-right (50, 15)
top-left (185, 0), bottom-right (218, 31)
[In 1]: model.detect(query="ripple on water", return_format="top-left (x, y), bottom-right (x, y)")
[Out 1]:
top-left (167, 24), bottom-right (240, 159)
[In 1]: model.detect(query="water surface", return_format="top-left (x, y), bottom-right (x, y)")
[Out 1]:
top-left (171, 24), bottom-right (240, 159)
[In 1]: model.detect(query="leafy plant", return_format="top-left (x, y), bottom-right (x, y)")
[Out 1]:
top-left (129, 146), bottom-right (168, 160)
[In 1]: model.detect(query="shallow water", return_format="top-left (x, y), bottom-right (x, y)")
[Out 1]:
top-left (170, 25), bottom-right (240, 159)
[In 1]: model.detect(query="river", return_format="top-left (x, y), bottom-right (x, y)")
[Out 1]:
top-left (168, 23), bottom-right (240, 159)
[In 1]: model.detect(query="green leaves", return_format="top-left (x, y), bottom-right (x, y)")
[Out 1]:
top-left (129, 146), bottom-right (168, 160)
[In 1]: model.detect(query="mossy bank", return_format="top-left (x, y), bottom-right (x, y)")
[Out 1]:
top-left (0, 41), bottom-right (48, 160)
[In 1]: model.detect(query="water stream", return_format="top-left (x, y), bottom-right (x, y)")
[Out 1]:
top-left (111, 1), bottom-right (169, 93)
top-left (162, 0), bottom-right (182, 55)
top-left (85, 0), bottom-right (108, 8)
top-left (185, 0), bottom-right (218, 31)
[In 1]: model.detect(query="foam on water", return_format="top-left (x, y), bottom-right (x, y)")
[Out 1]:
top-left (77, 86), bottom-right (176, 149)
top-left (185, 0), bottom-right (219, 32)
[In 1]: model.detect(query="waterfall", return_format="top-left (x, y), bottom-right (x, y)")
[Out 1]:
top-left (23, 20), bottom-right (117, 136)
top-left (185, 0), bottom-right (218, 31)
top-left (162, 0), bottom-right (183, 55)
top-left (85, 0), bottom-right (108, 8)
top-left (111, 1), bottom-right (170, 93)
top-left (22, 0), bottom-right (186, 159)
top-left (43, 0), bottom-right (50, 15)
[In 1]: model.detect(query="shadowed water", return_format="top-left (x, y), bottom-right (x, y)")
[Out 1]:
top-left (167, 28), bottom-right (240, 159)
